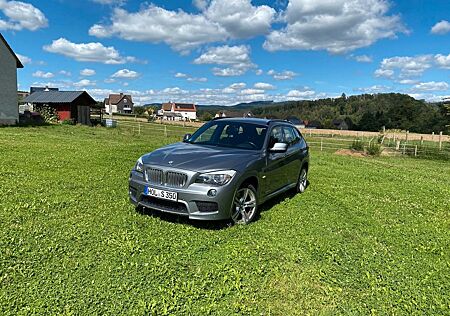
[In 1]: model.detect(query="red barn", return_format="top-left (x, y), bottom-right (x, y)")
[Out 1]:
top-left (24, 90), bottom-right (96, 125)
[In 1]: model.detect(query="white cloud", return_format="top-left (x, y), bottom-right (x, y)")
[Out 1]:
top-left (286, 89), bottom-right (316, 99)
top-left (351, 54), bottom-right (373, 63)
top-left (267, 69), bottom-right (296, 80)
top-left (59, 70), bottom-right (72, 77)
top-left (175, 72), bottom-right (188, 78)
top-left (398, 79), bottom-right (418, 85)
top-left (89, 5), bottom-right (227, 53)
top-left (412, 81), bottom-right (449, 92)
top-left (193, 0), bottom-right (209, 10)
top-left (175, 72), bottom-right (207, 82)
top-left (374, 55), bottom-right (434, 79)
top-left (80, 68), bottom-right (96, 76)
top-left (73, 79), bottom-right (96, 88)
top-left (43, 38), bottom-right (137, 64)
top-left (111, 69), bottom-right (139, 79)
top-left (104, 78), bottom-right (116, 84)
top-left (204, 0), bottom-right (275, 38)
top-left (255, 69), bottom-right (263, 75)
top-left (254, 82), bottom-right (275, 90)
top-left (435, 54), bottom-right (450, 69)
top-left (187, 77), bottom-right (208, 82)
top-left (88, 1), bottom-right (275, 53)
top-left (264, 0), bottom-right (406, 54)
top-left (241, 88), bottom-right (265, 95)
top-left (194, 45), bottom-right (256, 76)
top-left (32, 71), bottom-right (54, 79)
top-left (355, 85), bottom-right (391, 93)
top-left (16, 53), bottom-right (31, 65)
top-left (0, 0), bottom-right (48, 31)
top-left (222, 82), bottom-right (247, 92)
top-left (431, 20), bottom-right (450, 35)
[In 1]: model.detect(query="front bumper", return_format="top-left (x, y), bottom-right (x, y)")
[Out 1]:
top-left (128, 170), bottom-right (237, 221)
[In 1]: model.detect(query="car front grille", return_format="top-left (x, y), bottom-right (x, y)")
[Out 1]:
top-left (145, 167), bottom-right (188, 188)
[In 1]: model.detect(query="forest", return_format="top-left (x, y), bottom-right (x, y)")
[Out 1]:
top-left (198, 93), bottom-right (450, 134)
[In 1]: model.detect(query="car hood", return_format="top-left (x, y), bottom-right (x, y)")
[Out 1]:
top-left (141, 142), bottom-right (260, 172)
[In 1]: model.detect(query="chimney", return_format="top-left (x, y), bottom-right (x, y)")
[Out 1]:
top-left (44, 86), bottom-right (49, 92)
top-left (120, 92), bottom-right (123, 97)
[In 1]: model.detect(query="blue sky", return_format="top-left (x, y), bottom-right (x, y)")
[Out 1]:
top-left (1, 0), bottom-right (449, 105)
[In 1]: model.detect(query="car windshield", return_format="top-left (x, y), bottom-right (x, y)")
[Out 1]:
top-left (187, 121), bottom-right (267, 150)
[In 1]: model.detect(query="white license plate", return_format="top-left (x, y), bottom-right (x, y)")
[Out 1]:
top-left (144, 187), bottom-right (178, 201)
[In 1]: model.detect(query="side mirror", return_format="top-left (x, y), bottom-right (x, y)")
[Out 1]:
top-left (183, 133), bottom-right (192, 142)
top-left (269, 142), bottom-right (288, 153)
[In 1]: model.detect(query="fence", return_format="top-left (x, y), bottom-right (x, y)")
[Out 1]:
top-left (110, 119), bottom-right (450, 160)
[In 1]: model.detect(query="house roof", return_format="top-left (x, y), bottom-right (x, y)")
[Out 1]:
top-left (162, 103), bottom-right (173, 111)
top-left (107, 94), bottom-right (132, 105)
top-left (24, 90), bottom-right (96, 104)
top-left (0, 33), bottom-right (24, 68)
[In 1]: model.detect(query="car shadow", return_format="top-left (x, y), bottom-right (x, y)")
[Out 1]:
top-left (136, 207), bottom-right (231, 230)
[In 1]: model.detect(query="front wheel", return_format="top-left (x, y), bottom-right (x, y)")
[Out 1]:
top-left (296, 168), bottom-right (308, 193)
top-left (231, 185), bottom-right (258, 225)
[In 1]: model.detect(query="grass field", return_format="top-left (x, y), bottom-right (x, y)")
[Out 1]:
top-left (0, 125), bottom-right (449, 315)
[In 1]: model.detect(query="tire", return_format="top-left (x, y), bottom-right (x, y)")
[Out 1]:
top-left (296, 167), bottom-right (308, 193)
top-left (231, 184), bottom-right (258, 225)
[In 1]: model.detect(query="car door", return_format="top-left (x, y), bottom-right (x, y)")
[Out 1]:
top-left (262, 125), bottom-right (289, 195)
top-left (282, 126), bottom-right (303, 185)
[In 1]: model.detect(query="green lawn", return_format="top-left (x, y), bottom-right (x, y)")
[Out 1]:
top-left (0, 125), bottom-right (449, 315)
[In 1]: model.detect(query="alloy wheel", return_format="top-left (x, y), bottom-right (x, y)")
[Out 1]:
top-left (231, 187), bottom-right (257, 224)
top-left (297, 169), bottom-right (308, 193)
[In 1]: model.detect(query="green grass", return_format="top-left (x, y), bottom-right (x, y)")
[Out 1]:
top-left (0, 125), bottom-right (449, 315)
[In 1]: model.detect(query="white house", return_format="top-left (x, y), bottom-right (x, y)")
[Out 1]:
top-left (0, 33), bottom-right (23, 125)
top-left (161, 102), bottom-right (197, 121)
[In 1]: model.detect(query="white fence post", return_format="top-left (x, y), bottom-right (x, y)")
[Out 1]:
top-left (320, 138), bottom-right (323, 151)
top-left (439, 132), bottom-right (442, 150)
top-left (164, 125), bottom-right (167, 137)
top-left (414, 145), bottom-right (417, 157)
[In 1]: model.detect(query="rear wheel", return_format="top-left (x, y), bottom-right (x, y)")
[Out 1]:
top-left (231, 185), bottom-right (258, 225)
top-left (297, 168), bottom-right (308, 193)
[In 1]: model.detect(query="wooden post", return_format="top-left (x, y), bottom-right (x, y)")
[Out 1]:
top-left (396, 140), bottom-right (400, 151)
top-left (402, 143), bottom-right (406, 155)
top-left (405, 131), bottom-right (409, 144)
top-left (138, 122), bottom-right (141, 135)
top-left (439, 132), bottom-right (442, 150)
top-left (414, 145), bottom-right (417, 157)
top-left (432, 132), bottom-right (434, 141)
top-left (309, 129), bottom-right (312, 137)
top-left (320, 138), bottom-right (323, 151)
top-left (164, 125), bottom-right (167, 137)
top-left (420, 136), bottom-right (423, 146)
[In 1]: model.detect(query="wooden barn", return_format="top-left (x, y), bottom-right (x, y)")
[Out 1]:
top-left (24, 90), bottom-right (96, 125)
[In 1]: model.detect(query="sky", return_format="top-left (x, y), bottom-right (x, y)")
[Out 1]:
top-left (1, 0), bottom-right (450, 105)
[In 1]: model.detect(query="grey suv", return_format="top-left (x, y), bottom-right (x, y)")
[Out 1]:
top-left (129, 118), bottom-right (309, 224)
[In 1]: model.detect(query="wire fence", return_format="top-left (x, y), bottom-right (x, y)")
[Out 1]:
top-left (110, 119), bottom-right (450, 160)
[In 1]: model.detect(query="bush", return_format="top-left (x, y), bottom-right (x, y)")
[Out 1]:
top-left (351, 139), bottom-right (364, 151)
top-left (61, 119), bottom-right (74, 125)
top-left (367, 142), bottom-right (382, 156)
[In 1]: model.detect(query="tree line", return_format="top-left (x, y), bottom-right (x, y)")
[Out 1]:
top-left (199, 93), bottom-right (449, 134)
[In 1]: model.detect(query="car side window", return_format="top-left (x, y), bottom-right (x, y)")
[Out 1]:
top-left (283, 126), bottom-right (296, 145)
top-left (268, 126), bottom-right (283, 148)
top-left (196, 124), bottom-right (217, 143)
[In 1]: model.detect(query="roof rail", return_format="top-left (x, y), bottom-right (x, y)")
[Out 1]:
top-left (267, 119), bottom-right (291, 125)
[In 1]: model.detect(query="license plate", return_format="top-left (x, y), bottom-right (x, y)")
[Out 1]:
top-left (144, 187), bottom-right (178, 201)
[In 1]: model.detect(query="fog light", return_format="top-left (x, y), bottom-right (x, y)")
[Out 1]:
top-left (207, 189), bottom-right (217, 197)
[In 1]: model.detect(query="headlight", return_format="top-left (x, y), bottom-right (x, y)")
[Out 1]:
top-left (195, 170), bottom-right (236, 186)
top-left (134, 157), bottom-right (144, 173)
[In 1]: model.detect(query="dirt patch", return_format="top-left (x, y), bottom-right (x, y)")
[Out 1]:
top-left (334, 149), bottom-right (368, 158)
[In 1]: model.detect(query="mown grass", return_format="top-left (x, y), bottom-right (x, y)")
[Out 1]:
top-left (0, 125), bottom-right (449, 315)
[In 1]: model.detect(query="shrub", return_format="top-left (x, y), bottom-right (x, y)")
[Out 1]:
top-left (61, 119), bottom-right (74, 125)
top-left (367, 142), bottom-right (382, 156)
top-left (351, 139), bottom-right (364, 151)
